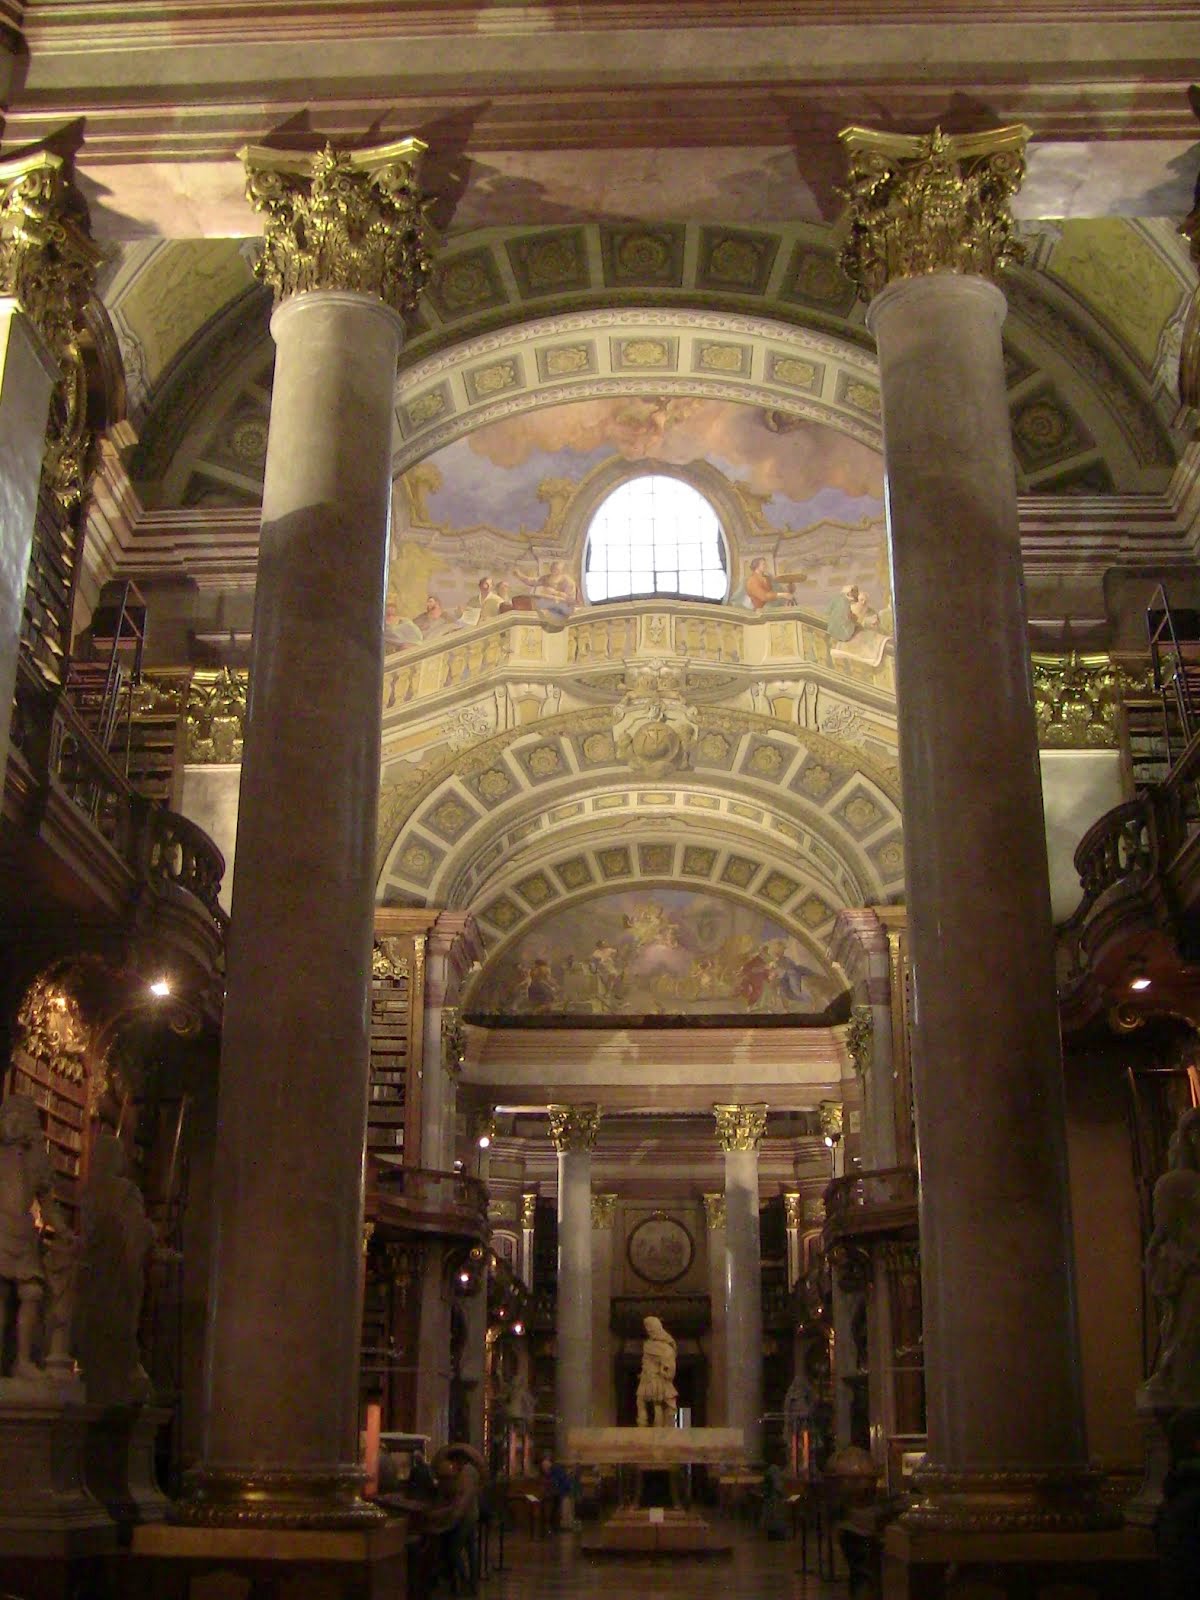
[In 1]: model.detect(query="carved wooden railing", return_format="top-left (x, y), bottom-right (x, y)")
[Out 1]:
top-left (823, 1165), bottom-right (918, 1246)
top-left (8, 657), bottom-right (227, 927)
top-left (1073, 797), bottom-right (1157, 907)
top-left (368, 1161), bottom-right (489, 1242)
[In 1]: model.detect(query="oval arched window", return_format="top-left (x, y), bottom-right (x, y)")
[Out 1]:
top-left (582, 474), bottom-right (728, 603)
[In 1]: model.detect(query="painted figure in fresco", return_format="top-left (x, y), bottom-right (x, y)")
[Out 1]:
top-left (0, 1091), bottom-right (67, 1380)
top-left (743, 556), bottom-right (795, 612)
top-left (384, 596), bottom-right (424, 651)
top-left (526, 958), bottom-right (558, 1012)
top-left (736, 945), bottom-right (773, 1009)
top-left (771, 944), bottom-right (817, 1008)
top-left (532, 560), bottom-right (579, 624)
top-left (826, 584), bottom-right (880, 643)
top-left (636, 1315), bottom-right (678, 1427)
top-left (588, 938), bottom-right (622, 1005)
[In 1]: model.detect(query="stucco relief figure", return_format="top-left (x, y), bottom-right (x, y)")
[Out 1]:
top-left (636, 1314), bottom-right (678, 1427)
top-left (1145, 1109), bottom-right (1200, 1408)
top-left (0, 1092), bottom-right (69, 1382)
top-left (74, 1130), bottom-right (156, 1407)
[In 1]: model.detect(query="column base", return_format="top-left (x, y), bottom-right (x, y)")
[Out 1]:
top-left (901, 1464), bottom-right (1123, 1533)
top-left (0, 1399), bottom-right (116, 1547)
top-left (131, 1520), bottom-right (408, 1600)
top-left (172, 1465), bottom-right (387, 1529)
top-left (881, 1520), bottom-right (1156, 1600)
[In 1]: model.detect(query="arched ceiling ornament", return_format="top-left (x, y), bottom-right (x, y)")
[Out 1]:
top-left (109, 218), bottom-right (1184, 510)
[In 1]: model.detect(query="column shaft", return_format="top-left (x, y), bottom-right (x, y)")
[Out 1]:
top-left (556, 1147), bottom-right (593, 1455)
top-left (870, 272), bottom-right (1085, 1473)
top-left (197, 290), bottom-right (400, 1512)
top-left (723, 1148), bottom-right (763, 1461)
top-left (704, 1197), bottom-right (727, 1427)
top-left (0, 303), bottom-right (55, 768)
top-left (590, 1200), bottom-right (616, 1426)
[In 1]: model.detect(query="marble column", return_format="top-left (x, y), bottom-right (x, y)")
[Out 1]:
top-left (520, 1192), bottom-right (537, 1290)
top-left (714, 1105), bottom-right (766, 1462)
top-left (413, 1246), bottom-right (451, 1449)
top-left (462, 1123), bottom-right (493, 1451)
top-left (590, 1195), bottom-right (617, 1426)
top-left (702, 1193), bottom-right (727, 1427)
top-left (0, 151), bottom-right (97, 768)
top-left (839, 124), bottom-right (1098, 1528)
top-left (184, 140), bottom-right (433, 1528)
top-left (548, 1105), bottom-right (600, 1458)
top-left (421, 916), bottom-right (476, 1171)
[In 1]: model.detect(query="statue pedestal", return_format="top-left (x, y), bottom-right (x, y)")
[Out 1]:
top-left (0, 1397), bottom-right (117, 1597)
top-left (85, 1403), bottom-right (172, 1537)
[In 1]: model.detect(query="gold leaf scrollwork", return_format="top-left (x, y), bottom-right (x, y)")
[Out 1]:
top-left (186, 668), bottom-right (250, 763)
top-left (590, 1193), bottom-right (617, 1228)
top-left (16, 974), bottom-right (89, 1083)
top-left (1031, 653), bottom-right (1121, 750)
top-left (241, 140), bottom-right (435, 318)
top-left (818, 1101), bottom-right (844, 1141)
top-left (372, 939), bottom-right (410, 981)
top-left (713, 1102), bottom-right (768, 1153)
top-left (520, 1193), bottom-right (537, 1229)
top-left (547, 1103), bottom-right (601, 1153)
top-left (837, 124), bottom-right (1029, 302)
top-left (702, 1192), bottom-right (726, 1230)
top-left (845, 1005), bottom-right (874, 1075)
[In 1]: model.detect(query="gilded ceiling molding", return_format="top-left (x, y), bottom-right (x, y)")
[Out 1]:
top-left (702, 1193), bottom-right (726, 1230)
top-left (547, 1102), bottom-right (601, 1153)
top-left (241, 140), bottom-right (434, 315)
top-left (837, 124), bottom-right (1030, 301)
top-left (713, 1102), bottom-right (768, 1153)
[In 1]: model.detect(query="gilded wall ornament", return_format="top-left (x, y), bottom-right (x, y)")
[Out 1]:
top-left (818, 1101), bottom-right (844, 1141)
top-left (1031, 652), bottom-right (1121, 749)
top-left (845, 1005), bottom-right (874, 1075)
top-left (372, 939), bottom-right (409, 982)
top-left (521, 1193), bottom-right (538, 1229)
top-left (187, 668), bottom-right (249, 763)
top-left (713, 1103), bottom-right (768, 1153)
top-left (702, 1192), bottom-right (726, 1230)
top-left (0, 150), bottom-right (101, 367)
top-left (837, 124), bottom-right (1029, 302)
top-left (783, 1192), bottom-right (802, 1230)
top-left (591, 1193), bottom-right (617, 1229)
top-left (16, 974), bottom-right (89, 1083)
top-left (547, 1103), bottom-right (601, 1153)
top-left (241, 139), bottom-right (434, 316)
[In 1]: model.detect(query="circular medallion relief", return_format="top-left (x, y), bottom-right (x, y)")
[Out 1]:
top-left (626, 1214), bottom-right (694, 1286)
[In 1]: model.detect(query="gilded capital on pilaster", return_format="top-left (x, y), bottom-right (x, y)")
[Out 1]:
top-left (241, 139), bottom-right (434, 316)
top-left (0, 150), bottom-right (101, 366)
top-left (837, 123), bottom-right (1029, 302)
top-left (713, 1103), bottom-right (767, 1153)
top-left (547, 1103), bottom-right (600, 1153)
top-left (702, 1193), bottom-right (726, 1231)
top-left (520, 1192), bottom-right (538, 1229)
top-left (591, 1193), bottom-right (617, 1229)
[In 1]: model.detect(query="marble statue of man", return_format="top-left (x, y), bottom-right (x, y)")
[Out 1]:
top-left (636, 1314), bottom-right (678, 1427)
top-left (0, 1091), bottom-right (66, 1380)
top-left (1144, 1109), bottom-right (1200, 1409)
top-left (74, 1130), bottom-right (156, 1407)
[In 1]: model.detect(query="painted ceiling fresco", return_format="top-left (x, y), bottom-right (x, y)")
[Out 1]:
top-left (467, 886), bottom-right (843, 1020)
top-left (386, 397), bottom-right (891, 669)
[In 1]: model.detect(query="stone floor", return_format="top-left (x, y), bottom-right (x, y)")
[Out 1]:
top-left (476, 1527), bottom-right (850, 1599)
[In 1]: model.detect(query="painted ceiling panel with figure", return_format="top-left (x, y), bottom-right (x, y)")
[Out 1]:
top-left (387, 395), bottom-right (892, 677)
top-left (467, 886), bottom-right (843, 1022)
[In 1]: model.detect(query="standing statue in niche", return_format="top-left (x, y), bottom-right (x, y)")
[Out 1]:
top-left (0, 1091), bottom-right (70, 1382)
top-left (1145, 1108), bottom-right (1200, 1409)
top-left (74, 1130), bottom-right (156, 1407)
top-left (636, 1315), bottom-right (678, 1427)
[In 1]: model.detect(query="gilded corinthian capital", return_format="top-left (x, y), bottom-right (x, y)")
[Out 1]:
top-left (0, 149), bottom-right (101, 366)
top-left (547, 1103), bottom-right (600, 1153)
top-left (837, 124), bottom-right (1030, 302)
top-left (241, 139), bottom-right (434, 316)
top-left (713, 1103), bottom-right (767, 1153)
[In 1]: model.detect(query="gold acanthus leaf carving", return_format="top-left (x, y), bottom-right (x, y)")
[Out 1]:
top-left (242, 139), bottom-right (435, 317)
top-left (16, 975), bottom-right (89, 1083)
top-left (845, 1005), bottom-right (874, 1075)
top-left (591, 1193), bottom-right (617, 1228)
top-left (547, 1103), bottom-right (601, 1153)
top-left (187, 668), bottom-right (249, 763)
top-left (1031, 652), bottom-right (1121, 750)
top-left (521, 1193), bottom-right (538, 1229)
top-left (702, 1192), bottom-right (726, 1230)
top-left (837, 123), bottom-right (1029, 302)
top-left (713, 1103), bottom-right (767, 1153)
top-left (0, 150), bottom-right (102, 367)
top-left (442, 1005), bottom-right (466, 1077)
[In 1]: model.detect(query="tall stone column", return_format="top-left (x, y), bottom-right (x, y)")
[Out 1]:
top-left (182, 140), bottom-right (433, 1530)
top-left (0, 151), bottom-right (98, 768)
top-left (702, 1193), bottom-right (727, 1427)
top-left (830, 909), bottom-right (897, 1171)
top-left (714, 1105), bottom-right (766, 1462)
top-left (548, 1104), bottom-right (599, 1458)
top-left (590, 1194), bottom-right (617, 1426)
top-left (420, 913), bottom-right (477, 1171)
top-left (838, 124), bottom-right (1103, 1530)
